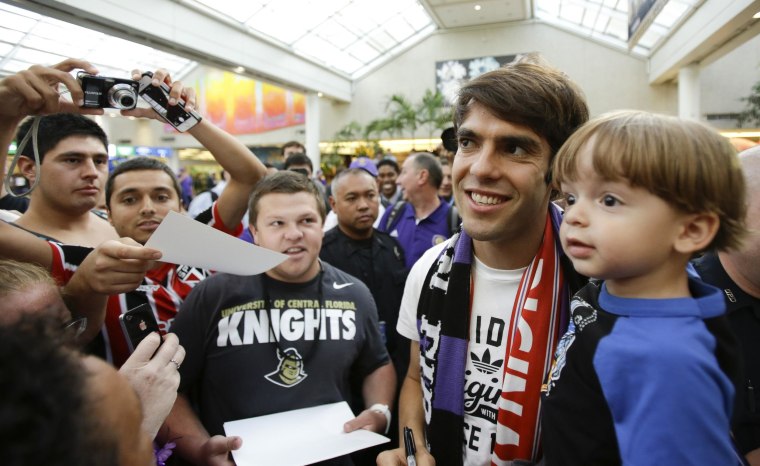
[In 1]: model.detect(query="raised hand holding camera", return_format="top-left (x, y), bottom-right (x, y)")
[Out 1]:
top-left (0, 58), bottom-right (104, 117)
top-left (77, 72), bottom-right (138, 110)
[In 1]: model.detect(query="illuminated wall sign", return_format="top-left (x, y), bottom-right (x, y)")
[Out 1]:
top-left (198, 70), bottom-right (305, 135)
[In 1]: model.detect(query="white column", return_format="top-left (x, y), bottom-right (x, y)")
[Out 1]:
top-left (305, 92), bottom-right (321, 172)
top-left (678, 64), bottom-right (701, 120)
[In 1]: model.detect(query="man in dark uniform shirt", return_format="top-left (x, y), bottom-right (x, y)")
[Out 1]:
top-left (321, 168), bottom-right (409, 381)
top-left (321, 168), bottom-right (408, 461)
top-left (694, 146), bottom-right (760, 464)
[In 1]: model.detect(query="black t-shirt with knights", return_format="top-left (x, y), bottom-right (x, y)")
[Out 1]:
top-left (172, 262), bottom-right (389, 438)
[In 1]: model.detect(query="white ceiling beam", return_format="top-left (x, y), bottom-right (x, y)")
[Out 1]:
top-left (418, 0), bottom-right (447, 28)
top-left (648, 0), bottom-right (760, 84)
top-left (7, 0), bottom-right (354, 101)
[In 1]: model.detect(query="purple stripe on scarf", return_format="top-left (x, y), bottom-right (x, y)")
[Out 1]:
top-left (549, 202), bottom-right (565, 257)
top-left (431, 335), bottom-right (468, 415)
top-left (452, 230), bottom-right (473, 264)
top-left (549, 202), bottom-right (571, 334)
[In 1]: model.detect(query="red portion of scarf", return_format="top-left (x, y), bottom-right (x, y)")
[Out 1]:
top-left (492, 214), bottom-right (564, 464)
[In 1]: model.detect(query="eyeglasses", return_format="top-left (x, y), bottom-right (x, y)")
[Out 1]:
top-left (61, 317), bottom-right (87, 339)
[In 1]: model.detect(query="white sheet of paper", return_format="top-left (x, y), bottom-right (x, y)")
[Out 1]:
top-left (144, 211), bottom-right (287, 276)
top-left (224, 401), bottom-right (389, 466)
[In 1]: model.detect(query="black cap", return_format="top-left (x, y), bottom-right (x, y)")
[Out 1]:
top-left (441, 127), bottom-right (457, 153)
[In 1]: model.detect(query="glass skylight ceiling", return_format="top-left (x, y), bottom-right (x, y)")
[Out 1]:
top-left (534, 0), bottom-right (702, 57)
top-left (188, 0), bottom-right (436, 78)
top-left (0, 0), bottom-right (705, 91)
top-left (0, 3), bottom-right (196, 81)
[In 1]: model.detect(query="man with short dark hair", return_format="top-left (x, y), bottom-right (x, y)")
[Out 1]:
top-left (282, 140), bottom-right (306, 160)
top-left (377, 158), bottom-right (402, 207)
top-left (163, 171), bottom-right (396, 465)
top-left (11, 112), bottom-right (118, 247)
top-left (283, 151), bottom-right (314, 176)
top-left (378, 152), bottom-right (455, 269)
top-left (378, 54), bottom-right (589, 466)
top-left (98, 102), bottom-right (266, 364)
top-left (284, 151), bottom-right (329, 211)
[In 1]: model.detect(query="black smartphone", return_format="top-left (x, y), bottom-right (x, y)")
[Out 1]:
top-left (137, 71), bottom-right (202, 132)
top-left (119, 304), bottom-right (161, 352)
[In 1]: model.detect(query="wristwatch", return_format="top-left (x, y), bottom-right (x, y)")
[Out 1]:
top-left (369, 403), bottom-right (391, 434)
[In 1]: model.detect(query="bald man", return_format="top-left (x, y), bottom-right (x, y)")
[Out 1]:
top-left (693, 146), bottom-right (760, 464)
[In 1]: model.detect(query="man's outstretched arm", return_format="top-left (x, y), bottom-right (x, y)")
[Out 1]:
top-left (376, 342), bottom-right (436, 465)
top-left (124, 69), bottom-right (267, 230)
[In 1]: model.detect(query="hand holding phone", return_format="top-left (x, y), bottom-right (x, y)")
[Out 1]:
top-left (137, 71), bottom-right (202, 132)
top-left (119, 304), bottom-right (161, 352)
top-left (119, 332), bottom-right (185, 439)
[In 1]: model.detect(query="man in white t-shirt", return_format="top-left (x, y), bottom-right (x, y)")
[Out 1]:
top-left (378, 54), bottom-right (589, 466)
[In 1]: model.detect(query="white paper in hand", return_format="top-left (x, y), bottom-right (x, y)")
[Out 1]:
top-left (144, 211), bottom-right (287, 275)
top-left (224, 401), bottom-right (389, 466)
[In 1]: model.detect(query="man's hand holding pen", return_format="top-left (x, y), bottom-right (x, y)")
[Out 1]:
top-left (376, 427), bottom-right (436, 465)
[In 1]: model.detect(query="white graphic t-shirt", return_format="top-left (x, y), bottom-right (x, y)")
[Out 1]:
top-left (464, 257), bottom-right (523, 466)
top-left (397, 241), bottom-right (523, 466)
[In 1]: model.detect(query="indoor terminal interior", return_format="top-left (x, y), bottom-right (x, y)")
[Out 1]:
top-left (2, 0), bottom-right (759, 183)
top-left (3, 1), bottom-right (760, 465)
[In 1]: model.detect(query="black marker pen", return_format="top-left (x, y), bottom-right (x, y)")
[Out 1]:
top-left (403, 426), bottom-right (417, 466)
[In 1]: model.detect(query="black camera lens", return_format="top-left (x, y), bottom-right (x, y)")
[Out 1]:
top-left (120, 95), bottom-right (135, 108)
top-left (108, 83), bottom-right (138, 110)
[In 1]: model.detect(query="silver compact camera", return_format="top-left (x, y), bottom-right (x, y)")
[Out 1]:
top-left (77, 72), bottom-right (139, 110)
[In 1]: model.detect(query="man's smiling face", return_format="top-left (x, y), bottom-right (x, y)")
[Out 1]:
top-left (453, 101), bottom-right (553, 248)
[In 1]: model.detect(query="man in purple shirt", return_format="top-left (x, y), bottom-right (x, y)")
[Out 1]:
top-left (378, 152), bottom-right (455, 268)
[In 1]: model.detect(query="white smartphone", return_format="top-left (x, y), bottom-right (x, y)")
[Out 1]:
top-left (137, 71), bottom-right (202, 132)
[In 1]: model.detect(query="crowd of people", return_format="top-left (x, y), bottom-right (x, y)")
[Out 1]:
top-left (0, 53), bottom-right (758, 466)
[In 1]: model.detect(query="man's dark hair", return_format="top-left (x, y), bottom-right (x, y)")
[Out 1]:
top-left (249, 171), bottom-right (326, 225)
top-left (0, 316), bottom-right (115, 466)
top-left (105, 157), bottom-right (181, 209)
top-left (454, 53), bottom-right (589, 158)
top-left (283, 153), bottom-right (313, 173)
top-left (282, 141), bottom-right (305, 155)
top-left (410, 152), bottom-right (443, 189)
top-left (376, 158), bottom-right (400, 174)
top-left (16, 114), bottom-right (108, 163)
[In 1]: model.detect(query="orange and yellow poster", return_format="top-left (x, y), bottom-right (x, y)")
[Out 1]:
top-left (199, 70), bottom-right (305, 135)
